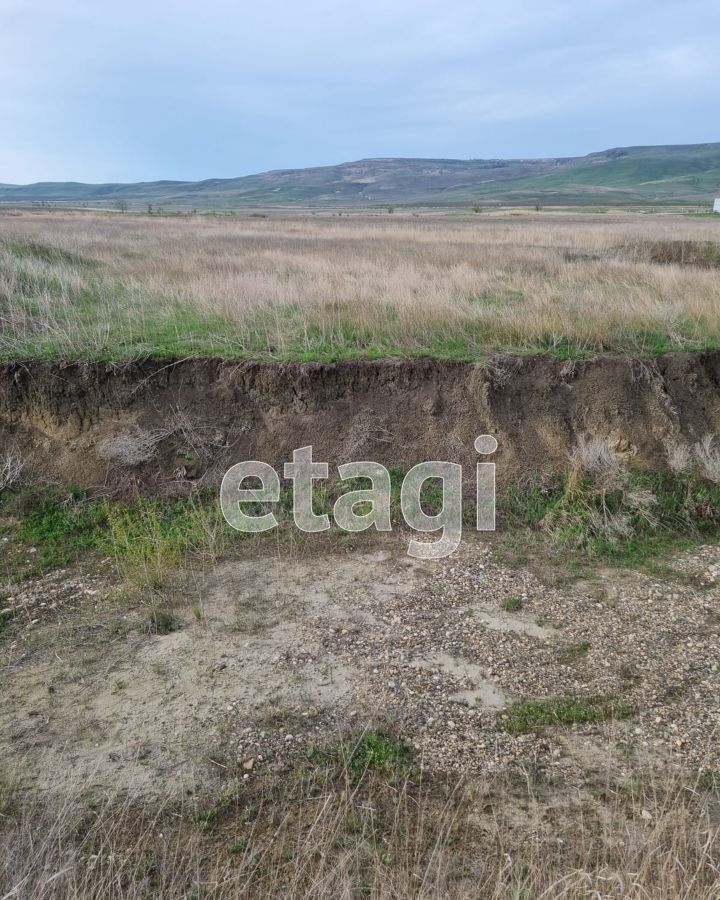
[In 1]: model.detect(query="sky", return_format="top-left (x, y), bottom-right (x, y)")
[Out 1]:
top-left (1, 0), bottom-right (718, 184)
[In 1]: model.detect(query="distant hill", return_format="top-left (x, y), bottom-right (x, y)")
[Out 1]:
top-left (1, 142), bottom-right (719, 209)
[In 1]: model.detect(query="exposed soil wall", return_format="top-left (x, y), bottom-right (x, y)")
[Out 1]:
top-left (1, 353), bottom-right (720, 495)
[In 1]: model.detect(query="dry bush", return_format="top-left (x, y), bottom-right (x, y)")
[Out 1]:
top-left (667, 440), bottom-right (693, 475)
top-left (97, 427), bottom-right (170, 467)
top-left (167, 406), bottom-right (224, 462)
top-left (694, 435), bottom-right (720, 484)
top-left (568, 436), bottom-right (624, 490)
top-left (666, 435), bottom-right (720, 483)
top-left (0, 449), bottom-right (23, 491)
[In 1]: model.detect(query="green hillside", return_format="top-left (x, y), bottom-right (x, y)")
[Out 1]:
top-left (466, 144), bottom-right (720, 204)
top-left (1, 143), bottom-right (719, 209)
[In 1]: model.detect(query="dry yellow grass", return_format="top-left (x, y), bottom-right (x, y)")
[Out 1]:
top-left (2, 762), bottom-right (719, 899)
top-left (0, 209), bottom-right (719, 359)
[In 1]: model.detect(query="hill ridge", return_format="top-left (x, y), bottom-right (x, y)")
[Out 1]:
top-left (1, 142), bottom-right (719, 208)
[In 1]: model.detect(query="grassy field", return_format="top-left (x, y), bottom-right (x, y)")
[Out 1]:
top-left (0, 208), bottom-right (719, 362)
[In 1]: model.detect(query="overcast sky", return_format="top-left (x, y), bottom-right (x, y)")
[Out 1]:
top-left (1, 0), bottom-right (718, 184)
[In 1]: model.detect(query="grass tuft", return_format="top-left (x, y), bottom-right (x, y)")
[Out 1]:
top-left (308, 731), bottom-right (414, 783)
top-left (501, 596), bottom-right (523, 612)
top-left (503, 695), bottom-right (636, 734)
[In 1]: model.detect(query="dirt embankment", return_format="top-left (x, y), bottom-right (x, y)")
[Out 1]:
top-left (1, 353), bottom-right (719, 495)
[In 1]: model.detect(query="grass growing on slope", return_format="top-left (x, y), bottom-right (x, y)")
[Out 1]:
top-left (499, 438), bottom-right (720, 566)
top-left (3, 436), bottom-right (720, 585)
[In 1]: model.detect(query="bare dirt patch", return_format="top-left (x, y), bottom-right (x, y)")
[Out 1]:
top-left (2, 536), bottom-right (718, 804)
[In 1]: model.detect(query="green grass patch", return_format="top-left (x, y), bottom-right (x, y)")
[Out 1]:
top-left (0, 486), bottom-right (108, 578)
top-left (501, 596), bottom-right (523, 612)
top-left (0, 487), bottom-right (234, 583)
top-left (2, 238), bottom-right (99, 269)
top-left (499, 469), bottom-right (720, 566)
top-left (0, 608), bottom-right (13, 637)
top-left (104, 494), bottom-right (230, 587)
top-left (503, 695), bottom-right (635, 734)
top-left (308, 732), bottom-right (414, 783)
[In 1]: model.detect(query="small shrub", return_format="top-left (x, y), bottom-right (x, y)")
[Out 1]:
top-left (105, 496), bottom-right (229, 588)
top-left (568, 437), bottom-right (623, 490)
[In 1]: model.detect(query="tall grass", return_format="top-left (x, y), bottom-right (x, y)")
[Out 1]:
top-left (1, 210), bottom-right (720, 360)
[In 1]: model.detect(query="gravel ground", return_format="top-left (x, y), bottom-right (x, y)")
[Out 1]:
top-left (211, 538), bottom-right (720, 782)
top-left (1, 537), bottom-right (718, 794)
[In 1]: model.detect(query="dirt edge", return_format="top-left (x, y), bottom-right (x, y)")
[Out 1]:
top-left (1, 352), bottom-right (719, 494)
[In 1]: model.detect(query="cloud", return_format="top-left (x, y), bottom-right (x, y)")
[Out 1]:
top-left (0, 0), bottom-right (718, 181)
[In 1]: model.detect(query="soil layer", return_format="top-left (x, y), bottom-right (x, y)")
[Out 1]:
top-left (1, 353), bottom-right (719, 494)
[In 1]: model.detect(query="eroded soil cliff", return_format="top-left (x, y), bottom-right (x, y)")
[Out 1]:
top-left (1, 353), bottom-right (719, 494)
